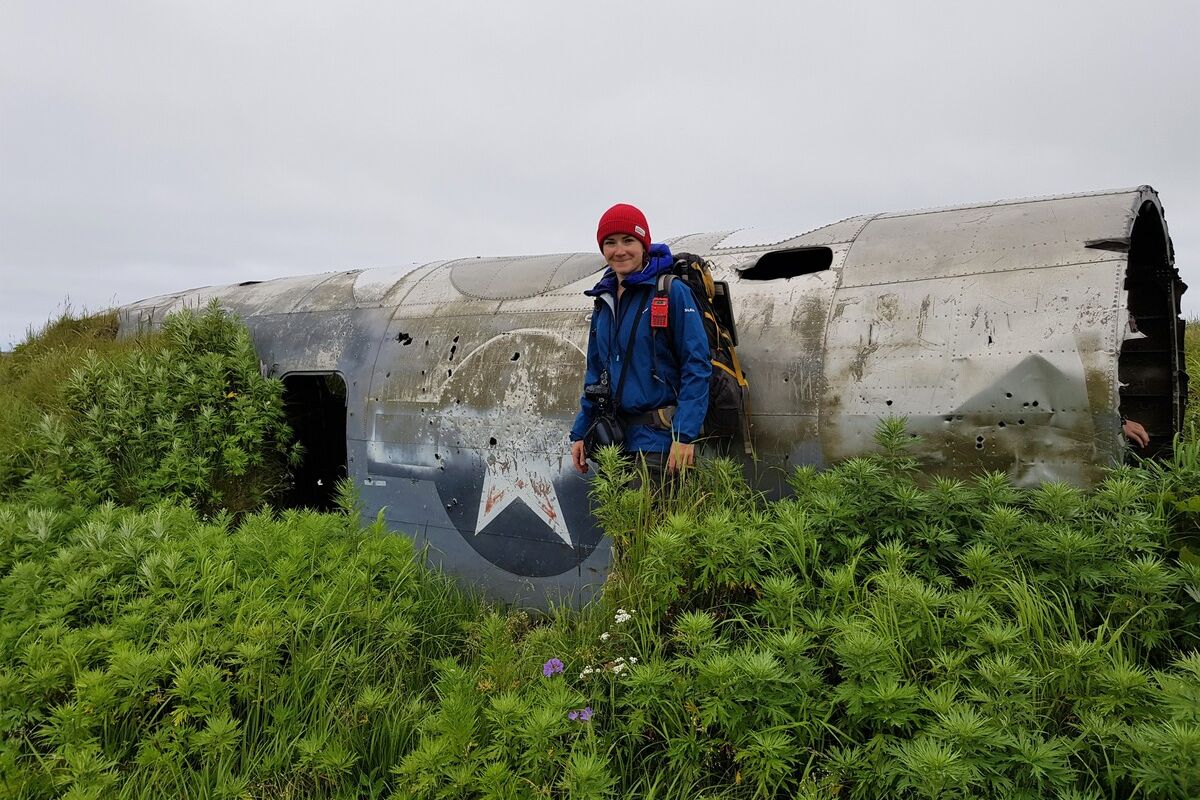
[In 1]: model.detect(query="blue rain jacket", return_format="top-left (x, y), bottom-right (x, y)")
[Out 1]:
top-left (570, 243), bottom-right (712, 452)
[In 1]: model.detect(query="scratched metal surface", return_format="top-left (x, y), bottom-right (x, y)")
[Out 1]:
top-left (116, 186), bottom-right (1182, 605)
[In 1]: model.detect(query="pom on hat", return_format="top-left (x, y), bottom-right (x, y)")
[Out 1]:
top-left (596, 204), bottom-right (651, 252)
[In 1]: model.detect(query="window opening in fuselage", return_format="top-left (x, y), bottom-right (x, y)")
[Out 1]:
top-left (280, 372), bottom-right (349, 510)
top-left (739, 247), bottom-right (833, 280)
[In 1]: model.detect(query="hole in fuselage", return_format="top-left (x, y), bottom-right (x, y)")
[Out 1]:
top-left (738, 247), bottom-right (833, 280)
top-left (279, 372), bottom-right (348, 512)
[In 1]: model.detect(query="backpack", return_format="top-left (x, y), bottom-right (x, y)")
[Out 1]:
top-left (654, 253), bottom-right (753, 454)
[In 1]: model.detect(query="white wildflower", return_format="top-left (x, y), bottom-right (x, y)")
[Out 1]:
top-left (614, 609), bottom-right (632, 625)
top-left (629, 657), bottom-right (638, 664)
top-left (600, 632), bottom-right (610, 642)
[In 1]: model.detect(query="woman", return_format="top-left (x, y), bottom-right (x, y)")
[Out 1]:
top-left (569, 203), bottom-right (712, 475)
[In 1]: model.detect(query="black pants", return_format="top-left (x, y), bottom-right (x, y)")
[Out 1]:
top-left (628, 450), bottom-right (677, 494)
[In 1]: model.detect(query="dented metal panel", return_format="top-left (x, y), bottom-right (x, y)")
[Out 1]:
top-left (116, 185), bottom-right (1185, 607)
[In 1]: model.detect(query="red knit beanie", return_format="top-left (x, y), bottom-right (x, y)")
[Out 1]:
top-left (596, 203), bottom-right (651, 252)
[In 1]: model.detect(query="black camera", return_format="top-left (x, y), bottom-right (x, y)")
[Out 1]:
top-left (583, 371), bottom-right (624, 456)
top-left (584, 372), bottom-right (614, 416)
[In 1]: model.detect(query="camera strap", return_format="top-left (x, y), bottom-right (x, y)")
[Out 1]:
top-left (611, 291), bottom-right (649, 412)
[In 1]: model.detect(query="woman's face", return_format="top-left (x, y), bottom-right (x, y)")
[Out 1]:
top-left (602, 234), bottom-right (646, 278)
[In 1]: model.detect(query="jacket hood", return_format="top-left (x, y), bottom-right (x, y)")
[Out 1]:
top-left (584, 243), bottom-right (674, 297)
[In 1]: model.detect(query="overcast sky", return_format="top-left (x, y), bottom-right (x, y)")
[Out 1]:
top-left (2, 1), bottom-right (1198, 348)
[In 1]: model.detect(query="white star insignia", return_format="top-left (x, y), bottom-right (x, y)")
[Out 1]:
top-left (475, 451), bottom-right (571, 545)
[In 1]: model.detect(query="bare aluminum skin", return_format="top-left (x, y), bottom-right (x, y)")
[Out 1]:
top-left (117, 186), bottom-right (1187, 606)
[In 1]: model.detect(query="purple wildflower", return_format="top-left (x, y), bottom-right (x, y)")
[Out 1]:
top-left (568, 710), bottom-right (579, 721)
top-left (579, 706), bottom-right (594, 721)
top-left (542, 658), bottom-right (564, 677)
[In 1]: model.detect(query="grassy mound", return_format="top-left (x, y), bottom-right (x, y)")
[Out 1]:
top-left (0, 303), bottom-right (299, 515)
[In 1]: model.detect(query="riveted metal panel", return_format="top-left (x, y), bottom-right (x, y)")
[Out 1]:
top-left (841, 191), bottom-right (1142, 287)
top-left (449, 253), bottom-right (606, 301)
top-left (711, 215), bottom-right (876, 252)
top-left (821, 258), bottom-right (1125, 485)
top-left (289, 271), bottom-right (361, 313)
top-left (352, 263), bottom-right (426, 306)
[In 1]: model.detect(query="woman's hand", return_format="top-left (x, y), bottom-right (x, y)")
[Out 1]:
top-left (666, 441), bottom-right (695, 473)
top-left (1123, 418), bottom-right (1150, 449)
top-left (571, 440), bottom-right (589, 474)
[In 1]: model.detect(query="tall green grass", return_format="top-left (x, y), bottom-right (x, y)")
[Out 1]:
top-left (0, 497), bottom-right (480, 798)
top-left (2, 435), bottom-right (1197, 798)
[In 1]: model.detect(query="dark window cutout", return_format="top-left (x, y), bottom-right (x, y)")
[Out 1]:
top-left (739, 247), bottom-right (833, 280)
top-left (280, 373), bottom-right (347, 512)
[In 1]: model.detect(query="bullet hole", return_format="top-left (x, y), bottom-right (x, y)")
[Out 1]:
top-left (489, 437), bottom-right (497, 446)
top-left (998, 421), bottom-right (1007, 428)
top-left (447, 369), bottom-right (453, 377)
top-left (886, 399), bottom-right (893, 406)
top-left (385, 372), bottom-right (390, 378)
top-left (434, 452), bottom-right (441, 460)
top-left (944, 416), bottom-right (953, 423)
top-left (1018, 419), bottom-right (1026, 425)
top-left (421, 370), bottom-right (426, 376)
top-left (424, 340), bottom-right (429, 346)
top-left (397, 332), bottom-right (412, 345)
top-left (987, 336), bottom-right (993, 345)
top-left (782, 376), bottom-right (789, 383)
top-left (511, 352), bottom-right (520, 361)
top-left (1031, 400), bottom-right (1039, 407)
top-left (1005, 392), bottom-right (1013, 398)
top-left (453, 335), bottom-right (460, 343)
top-left (1023, 402), bottom-right (1030, 408)
top-left (976, 436), bottom-right (984, 443)
top-left (976, 442), bottom-right (984, 450)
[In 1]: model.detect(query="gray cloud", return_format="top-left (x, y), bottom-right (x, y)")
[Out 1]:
top-left (3, 0), bottom-right (1198, 347)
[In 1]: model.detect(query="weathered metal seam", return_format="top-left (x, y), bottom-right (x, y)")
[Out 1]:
top-left (539, 254), bottom-right (584, 295)
top-left (710, 237), bottom-right (861, 255)
top-left (710, 214), bottom-right (872, 251)
top-left (285, 271), bottom-right (359, 312)
top-left (839, 257), bottom-right (1127, 289)
top-left (817, 213), bottom-right (882, 462)
top-left (378, 261), bottom-right (456, 310)
top-left (854, 242), bottom-right (1127, 266)
top-left (351, 261), bottom-right (446, 309)
top-left (827, 349), bottom-right (1123, 357)
top-left (874, 187), bottom-right (1143, 220)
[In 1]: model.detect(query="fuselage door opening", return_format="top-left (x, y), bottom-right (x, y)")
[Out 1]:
top-left (281, 372), bottom-right (349, 510)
